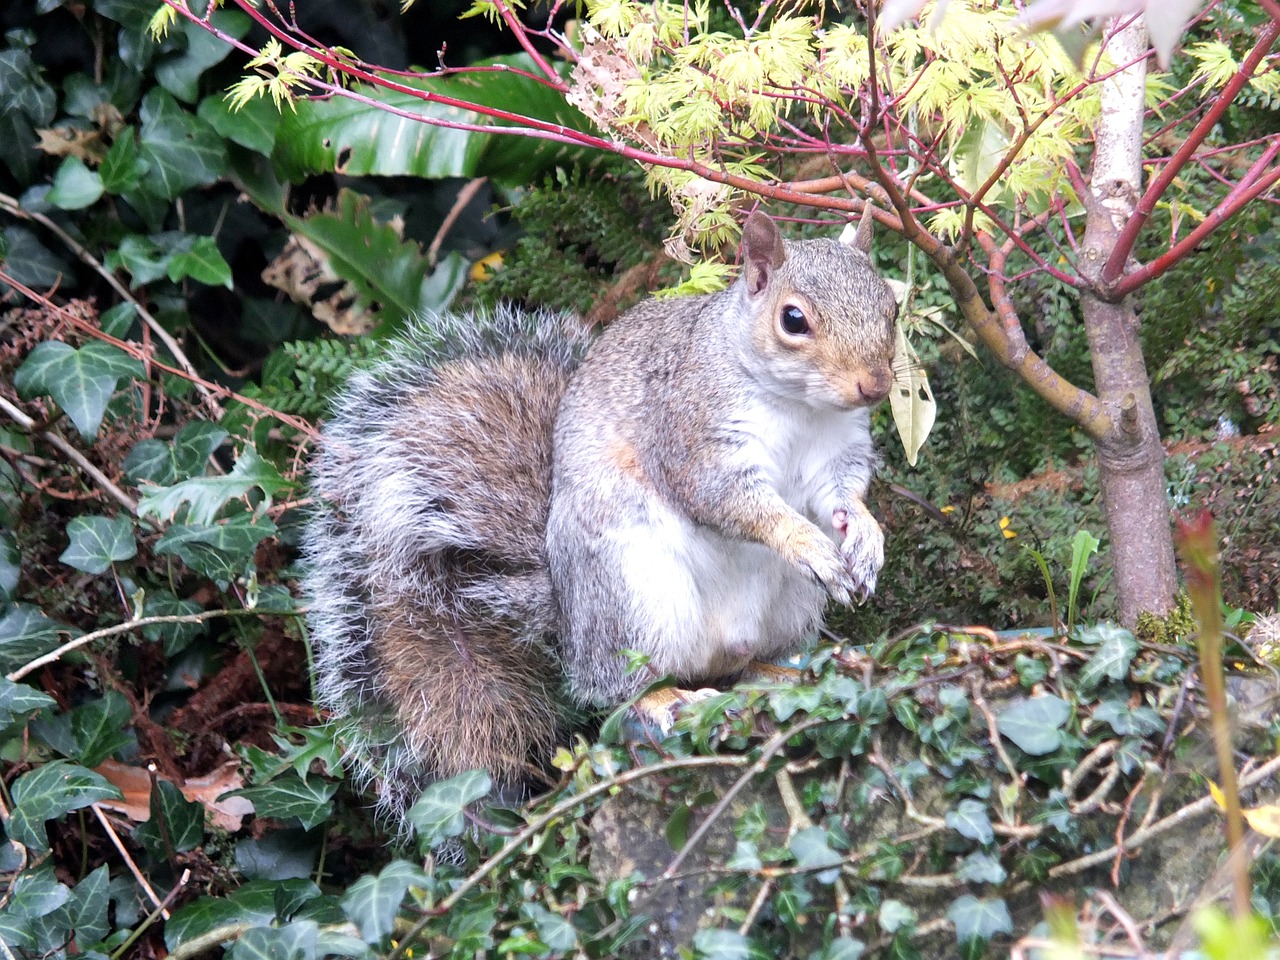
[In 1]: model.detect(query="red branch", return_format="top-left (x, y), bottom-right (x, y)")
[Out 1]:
top-left (1101, 16), bottom-right (1280, 285)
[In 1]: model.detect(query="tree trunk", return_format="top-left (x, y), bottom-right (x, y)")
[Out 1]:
top-left (1080, 19), bottom-right (1177, 624)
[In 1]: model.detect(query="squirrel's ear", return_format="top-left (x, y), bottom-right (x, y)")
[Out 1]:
top-left (840, 202), bottom-right (875, 254)
top-left (740, 211), bottom-right (785, 296)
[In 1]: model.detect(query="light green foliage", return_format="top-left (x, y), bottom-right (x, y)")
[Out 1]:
top-left (571, 0), bottom-right (1102, 243)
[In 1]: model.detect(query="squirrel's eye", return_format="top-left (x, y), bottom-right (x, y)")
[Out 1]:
top-left (779, 305), bottom-right (810, 337)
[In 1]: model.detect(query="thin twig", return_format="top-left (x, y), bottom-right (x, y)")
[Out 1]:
top-left (7, 609), bottom-right (297, 682)
top-left (91, 803), bottom-right (170, 919)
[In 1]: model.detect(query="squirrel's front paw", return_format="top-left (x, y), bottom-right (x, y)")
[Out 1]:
top-left (796, 532), bottom-right (857, 606)
top-left (833, 506), bottom-right (884, 603)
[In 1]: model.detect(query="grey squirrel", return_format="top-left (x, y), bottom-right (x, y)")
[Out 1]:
top-left (303, 210), bottom-right (899, 825)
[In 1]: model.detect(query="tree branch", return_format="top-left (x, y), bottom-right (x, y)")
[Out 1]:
top-left (1102, 16), bottom-right (1280, 284)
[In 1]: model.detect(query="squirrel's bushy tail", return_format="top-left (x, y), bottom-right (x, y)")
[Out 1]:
top-left (302, 306), bottom-right (588, 827)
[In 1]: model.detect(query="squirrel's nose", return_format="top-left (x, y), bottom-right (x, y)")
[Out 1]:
top-left (857, 370), bottom-right (892, 404)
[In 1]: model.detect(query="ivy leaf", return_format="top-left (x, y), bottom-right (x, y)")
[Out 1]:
top-left (139, 445), bottom-right (292, 525)
top-left (154, 513), bottom-right (277, 587)
top-left (406, 769), bottom-right (493, 844)
top-left (956, 852), bottom-right (1007, 884)
top-left (995, 695), bottom-right (1070, 756)
top-left (691, 928), bottom-right (751, 960)
top-left (198, 91), bottom-right (281, 155)
top-left (228, 773), bottom-right (337, 831)
top-left (59, 515), bottom-right (137, 575)
top-left (8, 760), bottom-right (122, 853)
top-left (1078, 625), bottom-right (1139, 689)
top-left (523, 902), bottom-right (577, 952)
top-left (134, 780), bottom-right (205, 855)
top-left (62, 865), bottom-right (111, 947)
top-left (139, 589), bottom-right (207, 655)
top-left (341, 860), bottom-right (428, 945)
top-left (815, 938), bottom-right (866, 960)
top-left (789, 825), bottom-right (843, 883)
top-left (99, 129), bottom-right (149, 194)
top-left (945, 799), bottom-right (994, 845)
top-left (154, 11), bottom-right (249, 103)
top-left (168, 236), bottom-right (233, 288)
top-left (231, 920), bottom-right (318, 960)
top-left (125, 420), bottom-right (227, 485)
top-left (1, 225), bottom-right (72, 293)
top-left (47, 156), bottom-right (104, 210)
top-left (0, 603), bottom-right (65, 674)
top-left (70, 693), bottom-right (133, 767)
top-left (138, 87), bottom-right (227, 199)
top-left (0, 676), bottom-right (55, 727)
top-left (0, 530), bottom-right (19, 600)
top-left (14, 340), bottom-right (144, 440)
top-left (946, 894), bottom-right (1012, 945)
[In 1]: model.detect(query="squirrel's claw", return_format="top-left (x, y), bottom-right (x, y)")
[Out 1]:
top-left (837, 505), bottom-right (884, 604)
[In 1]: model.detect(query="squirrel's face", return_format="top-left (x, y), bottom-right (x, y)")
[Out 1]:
top-left (741, 230), bottom-right (900, 412)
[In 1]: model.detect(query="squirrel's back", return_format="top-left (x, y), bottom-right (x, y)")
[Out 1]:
top-left (303, 306), bottom-right (588, 823)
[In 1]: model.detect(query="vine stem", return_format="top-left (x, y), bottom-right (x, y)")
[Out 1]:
top-left (7, 609), bottom-right (298, 683)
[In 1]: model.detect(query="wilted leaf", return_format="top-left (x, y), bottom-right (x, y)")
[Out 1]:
top-left (890, 321), bottom-right (935, 466)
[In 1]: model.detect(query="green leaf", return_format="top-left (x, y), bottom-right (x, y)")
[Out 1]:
top-left (1078, 625), bottom-right (1139, 689)
top-left (995, 695), bottom-right (1070, 756)
top-left (154, 513), bottom-right (277, 587)
top-left (139, 445), bottom-right (292, 524)
top-left (274, 55), bottom-right (589, 185)
top-left (2, 225), bottom-right (74, 294)
top-left (134, 780), bottom-right (205, 855)
top-left (139, 589), bottom-right (207, 655)
top-left (1067, 529), bottom-right (1100, 624)
top-left (341, 860), bottom-right (428, 945)
top-left (109, 233), bottom-right (174, 287)
top-left (230, 773), bottom-right (337, 831)
top-left (692, 928), bottom-right (751, 960)
top-left (47, 156), bottom-right (104, 210)
top-left (878, 899), bottom-right (916, 933)
top-left (63, 865), bottom-right (111, 947)
top-left (8, 760), bottom-right (122, 853)
top-left (0, 530), bottom-right (19, 600)
top-left (0, 603), bottom-right (65, 673)
top-left (199, 91), bottom-right (281, 155)
top-left (168, 236), bottom-right (233, 288)
top-left (70, 692), bottom-right (133, 766)
top-left (956, 852), bottom-right (1007, 884)
top-left (0, 675), bottom-right (56, 726)
top-left (945, 799), bottom-right (994, 845)
top-left (14, 340), bottom-right (144, 440)
top-left (246, 188), bottom-right (465, 332)
top-left (726, 839), bottom-right (762, 871)
top-left (790, 825), bottom-right (843, 883)
top-left (406, 769), bottom-right (493, 844)
top-left (154, 11), bottom-right (249, 103)
top-left (8, 868), bottom-right (70, 920)
top-left (125, 420), bottom-right (227, 485)
top-left (815, 938), bottom-right (866, 960)
top-left (523, 902), bottom-right (577, 952)
top-left (60, 515), bottom-right (137, 575)
top-left (946, 895), bottom-right (1012, 944)
top-left (231, 920), bottom-right (318, 960)
top-left (100, 130), bottom-right (149, 194)
top-left (138, 87), bottom-right (227, 199)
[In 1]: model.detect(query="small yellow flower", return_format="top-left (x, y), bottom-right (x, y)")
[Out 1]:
top-left (940, 505), bottom-right (956, 515)
top-left (999, 516), bottom-right (1017, 539)
top-left (469, 250), bottom-right (505, 282)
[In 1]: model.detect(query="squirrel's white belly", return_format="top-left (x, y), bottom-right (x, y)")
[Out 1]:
top-left (610, 505), bottom-right (827, 682)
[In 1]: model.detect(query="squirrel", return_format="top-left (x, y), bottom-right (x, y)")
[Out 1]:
top-left (302, 209), bottom-right (899, 826)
